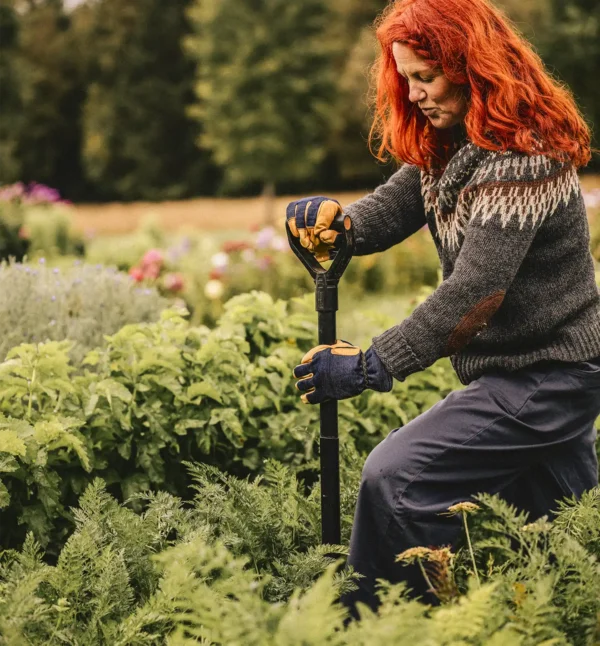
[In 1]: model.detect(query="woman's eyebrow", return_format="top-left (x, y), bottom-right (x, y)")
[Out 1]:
top-left (397, 68), bottom-right (435, 78)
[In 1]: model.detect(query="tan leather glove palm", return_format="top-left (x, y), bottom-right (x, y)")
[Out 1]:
top-left (285, 196), bottom-right (345, 262)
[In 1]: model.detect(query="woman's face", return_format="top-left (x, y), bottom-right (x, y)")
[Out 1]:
top-left (392, 42), bottom-right (469, 129)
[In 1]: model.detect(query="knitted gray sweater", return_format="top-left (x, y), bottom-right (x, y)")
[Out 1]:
top-left (344, 141), bottom-right (600, 385)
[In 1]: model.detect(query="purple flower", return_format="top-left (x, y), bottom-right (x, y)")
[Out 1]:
top-left (39, 258), bottom-right (46, 264)
top-left (0, 182), bottom-right (26, 202)
top-left (25, 183), bottom-right (62, 205)
top-left (255, 227), bottom-right (275, 249)
top-left (0, 181), bottom-right (70, 205)
top-left (53, 268), bottom-right (60, 274)
top-left (270, 235), bottom-right (288, 252)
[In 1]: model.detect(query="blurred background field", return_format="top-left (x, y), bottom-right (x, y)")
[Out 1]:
top-left (2, 0), bottom-right (598, 332)
top-left (1, 0), bottom-right (599, 208)
top-left (66, 173), bottom-right (600, 234)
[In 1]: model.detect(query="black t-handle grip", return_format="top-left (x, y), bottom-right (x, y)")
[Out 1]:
top-left (285, 213), bottom-right (354, 281)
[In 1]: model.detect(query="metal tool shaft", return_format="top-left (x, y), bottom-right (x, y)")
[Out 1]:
top-left (286, 214), bottom-right (354, 545)
top-left (316, 276), bottom-right (341, 544)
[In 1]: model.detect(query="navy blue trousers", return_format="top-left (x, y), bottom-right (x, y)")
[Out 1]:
top-left (343, 357), bottom-right (600, 615)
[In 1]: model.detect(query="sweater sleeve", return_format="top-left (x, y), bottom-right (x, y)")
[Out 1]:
top-left (370, 153), bottom-right (579, 381)
top-left (343, 164), bottom-right (426, 256)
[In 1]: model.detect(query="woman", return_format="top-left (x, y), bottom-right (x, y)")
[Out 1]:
top-left (286, 0), bottom-right (600, 617)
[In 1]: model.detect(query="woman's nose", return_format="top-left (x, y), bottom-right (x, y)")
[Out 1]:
top-left (408, 85), bottom-right (426, 103)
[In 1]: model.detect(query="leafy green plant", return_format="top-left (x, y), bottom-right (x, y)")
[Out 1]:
top-left (1, 478), bottom-right (599, 645)
top-left (0, 289), bottom-right (463, 550)
top-left (0, 199), bottom-right (29, 263)
top-left (23, 206), bottom-right (85, 259)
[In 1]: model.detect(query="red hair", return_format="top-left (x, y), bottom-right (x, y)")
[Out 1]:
top-left (369, 0), bottom-right (595, 172)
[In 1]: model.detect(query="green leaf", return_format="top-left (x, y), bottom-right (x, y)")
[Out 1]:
top-left (187, 381), bottom-right (223, 404)
top-left (0, 481), bottom-right (10, 508)
top-left (0, 429), bottom-right (26, 458)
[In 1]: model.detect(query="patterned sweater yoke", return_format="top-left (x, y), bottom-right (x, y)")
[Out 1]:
top-left (344, 142), bottom-right (600, 385)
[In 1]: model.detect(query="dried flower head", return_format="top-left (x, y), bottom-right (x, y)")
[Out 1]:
top-left (426, 546), bottom-right (455, 564)
top-left (444, 501), bottom-right (481, 516)
top-left (395, 546), bottom-right (433, 564)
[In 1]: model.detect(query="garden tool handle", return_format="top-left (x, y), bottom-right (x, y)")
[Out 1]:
top-left (286, 211), bottom-right (354, 546)
top-left (285, 213), bottom-right (354, 281)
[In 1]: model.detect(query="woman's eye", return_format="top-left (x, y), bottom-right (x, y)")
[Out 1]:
top-left (419, 77), bottom-right (434, 83)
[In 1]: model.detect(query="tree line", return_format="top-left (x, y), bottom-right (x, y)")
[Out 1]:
top-left (0, 0), bottom-right (598, 204)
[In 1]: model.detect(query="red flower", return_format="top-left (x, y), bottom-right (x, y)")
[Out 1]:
top-left (18, 225), bottom-right (30, 240)
top-left (129, 266), bottom-right (144, 282)
top-left (209, 267), bottom-right (225, 280)
top-left (222, 240), bottom-right (253, 253)
top-left (163, 272), bottom-right (185, 292)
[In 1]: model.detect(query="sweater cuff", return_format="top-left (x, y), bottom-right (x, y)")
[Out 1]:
top-left (371, 326), bottom-right (425, 382)
top-left (342, 208), bottom-right (389, 257)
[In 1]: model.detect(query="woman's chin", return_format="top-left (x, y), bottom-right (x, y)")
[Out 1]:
top-left (429, 114), bottom-right (461, 130)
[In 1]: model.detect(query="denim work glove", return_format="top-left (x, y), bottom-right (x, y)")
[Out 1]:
top-left (286, 196), bottom-right (345, 262)
top-left (293, 340), bottom-right (393, 404)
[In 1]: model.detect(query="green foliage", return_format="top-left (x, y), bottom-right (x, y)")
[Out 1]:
top-left (0, 288), bottom-right (461, 549)
top-left (0, 412), bottom-right (90, 549)
top-left (0, 3), bottom-right (21, 184)
top-left (185, 0), bottom-right (341, 191)
top-left (23, 204), bottom-right (85, 259)
top-left (78, 0), bottom-right (217, 201)
top-left (84, 215), bottom-right (169, 271)
top-left (0, 1), bottom-right (88, 198)
top-left (0, 200), bottom-right (29, 263)
top-left (183, 457), bottom-right (357, 601)
top-left (1, 477), bottom-right (599, 645)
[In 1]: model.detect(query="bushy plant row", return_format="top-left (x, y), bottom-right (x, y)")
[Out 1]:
top-left (0, 260), bottom-right (167, 363)
top-left (86, 219), bottom-right (441, 327)
top-left (0, 183), bottom-right (85, 262)
top-left (0, 290), bottom-right (462, 553)
top-left (1, 466), bottom-right (599, 645)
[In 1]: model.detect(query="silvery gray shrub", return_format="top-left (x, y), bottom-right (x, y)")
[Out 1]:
top-left (0, 259), bottom-right (168, 363)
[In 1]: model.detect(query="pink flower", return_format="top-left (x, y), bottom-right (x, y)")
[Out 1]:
top-left (256, 227), bottom-right (275, 249)
top-left (142, 248), bottom-right (164, 270)
top-left (143, 264), bottom-right (161, 280)
top-left (163, 272), bottom-right (185, 292)
top-left (129, 266), bottom-right (144, 282)
top-left (257, 254), bottom-right (274, 271)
